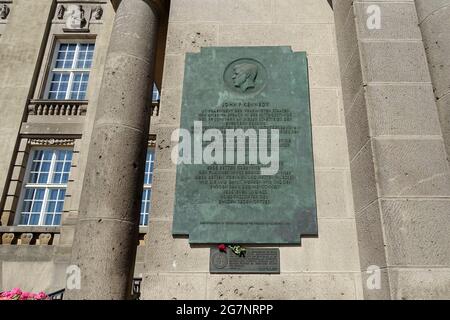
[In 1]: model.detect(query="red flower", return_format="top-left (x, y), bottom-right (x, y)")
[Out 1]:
top-left (218, 244), bottom-right (227, 252)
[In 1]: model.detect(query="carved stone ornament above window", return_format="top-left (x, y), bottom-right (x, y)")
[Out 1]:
top-left (65, 4), bottom-right (87, 30)
top-left (56, 4), bottom-right (65, 20)
top-left (55, 3), bottom-right (104, 28)
top-left (93, 5), bottom-right (103, 20)
top-left (0, 3), bottom-right (10, 20)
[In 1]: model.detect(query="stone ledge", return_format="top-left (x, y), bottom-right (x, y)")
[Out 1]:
top-left (20, 122), bottom-right (84, 137)
top-left (0, 226), bottom-right (60, 233)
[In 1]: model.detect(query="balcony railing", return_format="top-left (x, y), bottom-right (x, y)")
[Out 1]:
top-left (47, 278), bottom-right (143, 300)
top-left (27, 100), bottom-right (88, 116)
top-left (27, 100), bottom-right (159, 117)
top-left (0, 226), bottom-right (60, 245)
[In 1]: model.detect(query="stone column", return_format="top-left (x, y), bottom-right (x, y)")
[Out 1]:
top-left (415, 1), bottom-right (450, 160)
top-left (65, 0), bottom-right (160, 300)
top-left (333, 0), bottom-right (450, 299)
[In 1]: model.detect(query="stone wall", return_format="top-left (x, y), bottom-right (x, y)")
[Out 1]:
top-left (1, 0), bottom-right (448, 300)
top-left (141, 0), bottom-right (363, 300)
top-left (333, 0), bottom-right (450, 299)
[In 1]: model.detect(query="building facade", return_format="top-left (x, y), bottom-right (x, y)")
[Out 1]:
top-left (0, 0), bottom-right (449, 299)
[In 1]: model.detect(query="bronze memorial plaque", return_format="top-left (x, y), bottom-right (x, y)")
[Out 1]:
top-left (173, 46), bottom-right (318, 244)
top-left (210, 248), bottom-right (280, 274)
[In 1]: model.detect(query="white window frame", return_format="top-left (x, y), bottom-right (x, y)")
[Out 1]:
top-left (140, 148), bottom-right (155, 226)
top-left (16, 147), bottom-right (72, 226)
top-left (44, 39), bottom-right (95, 100)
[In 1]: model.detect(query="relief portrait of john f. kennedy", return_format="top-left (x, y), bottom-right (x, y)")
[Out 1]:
top-left (231, 63), bottom-right (259, 92)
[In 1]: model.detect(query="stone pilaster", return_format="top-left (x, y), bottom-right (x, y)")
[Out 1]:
top-left (415, 0), bottom-right (450, 161)
top-left (333, 0), bottom-right (450, 299)
top-left (64, 0), bottom-right (160, 300)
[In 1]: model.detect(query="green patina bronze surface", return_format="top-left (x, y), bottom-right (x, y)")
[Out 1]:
top-left (173, 46), bottom-right (318, 244)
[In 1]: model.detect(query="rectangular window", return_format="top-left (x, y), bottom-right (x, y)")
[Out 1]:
top-left (18, 149), bottom-right (73, 226)
top-left (46, 42), bottom-right (95, 100)
top-left (152, 84), bottom-right (160, 102)
top-left (140, 149), bottom-right (155, 226)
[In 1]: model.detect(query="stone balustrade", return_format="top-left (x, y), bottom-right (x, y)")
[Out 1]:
top-left (0, 226), bottom-right (60, 245)
top-left (27, 100), bottom-right (159, 118)
top-left (27, 99), bottom-right (88, 116)
top-left (0, 226), bottom-right (149, 246)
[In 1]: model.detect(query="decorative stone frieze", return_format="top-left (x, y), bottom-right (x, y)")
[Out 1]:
top-left (54, 2), bottom-right (105, 29)
top-left (29, 138), bottom-right (75, 146)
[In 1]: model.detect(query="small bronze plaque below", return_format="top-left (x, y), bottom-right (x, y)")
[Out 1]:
top-left (210, 248), bottom-right (280, 274)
